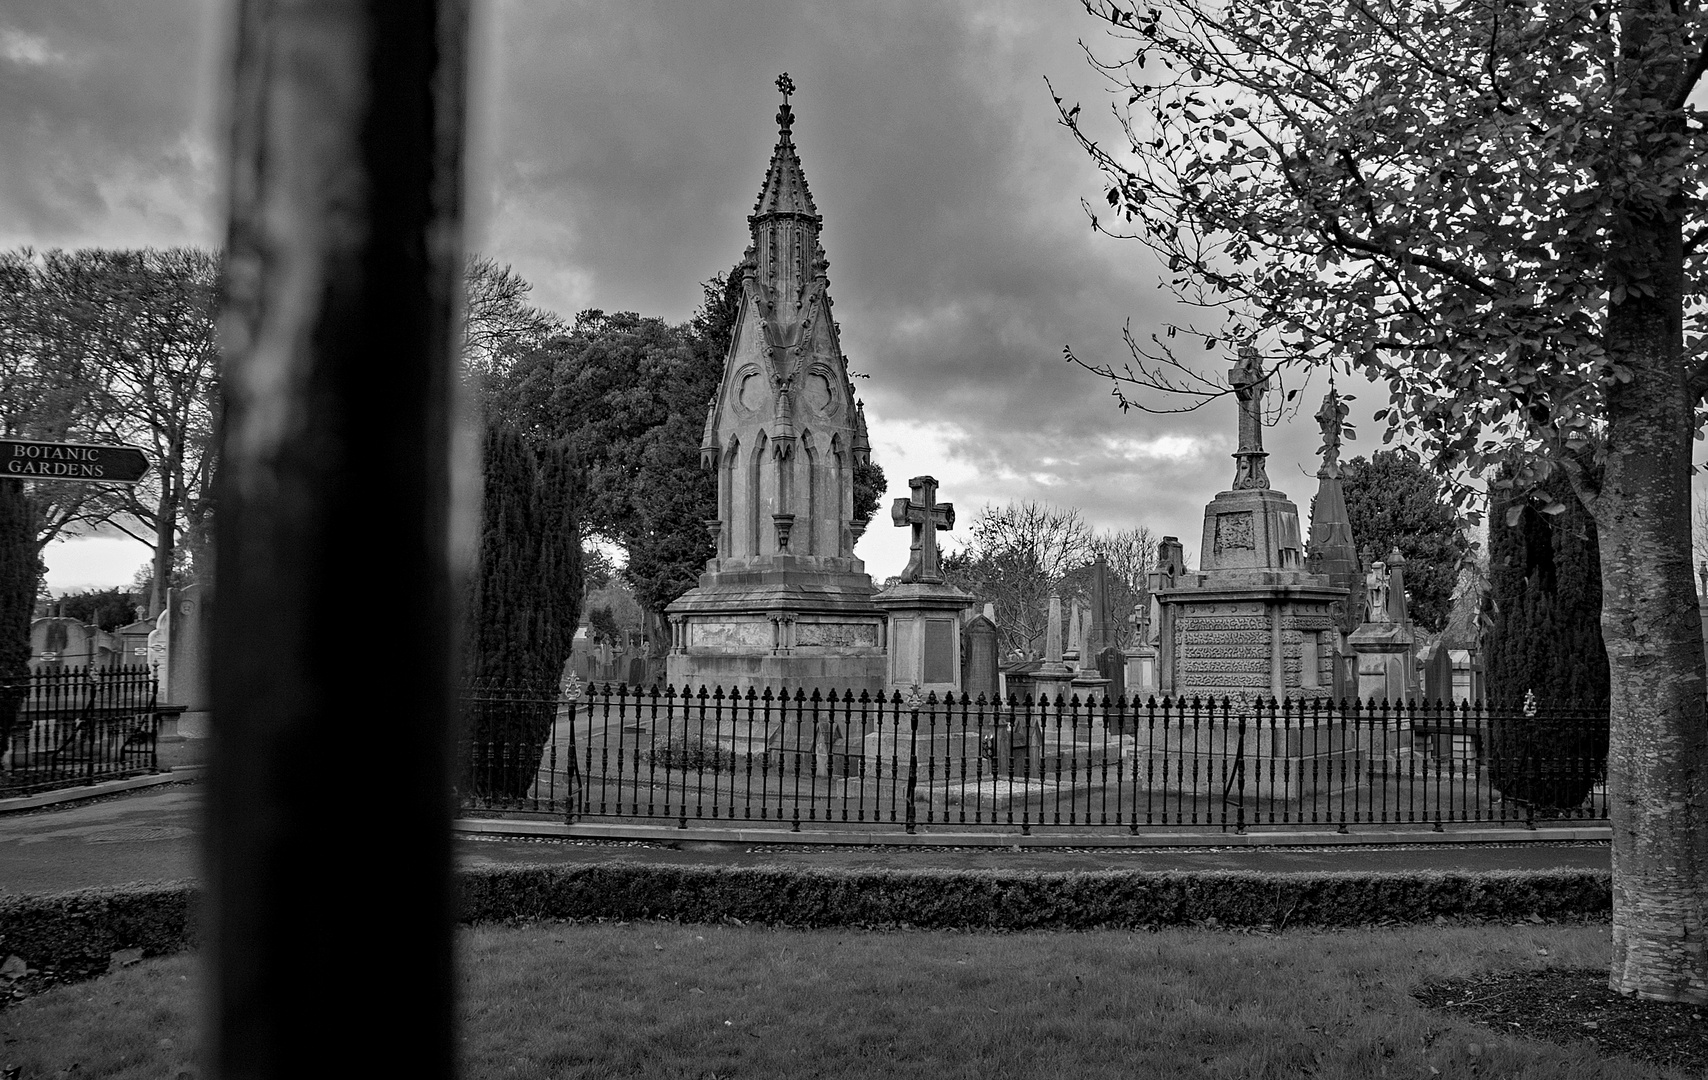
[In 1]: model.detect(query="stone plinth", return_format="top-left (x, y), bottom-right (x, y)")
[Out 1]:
top-left (1024, 664), bottom-right (1075, 704)
top-left (666, 558), bottom-right (886, 696)
top-left (1155, 580), bottom-right (1346, 701)
top-left (872, 579), bottom-right (972, 698)
top-left (1347, 620), bottom-right (1417, 703)
top-left (1121, 717), bottom-right (1363, 800)
top-left (1124, 645), bottom-right (1158, 697)
top-left (1199, 487), bottom-right (1305, 575)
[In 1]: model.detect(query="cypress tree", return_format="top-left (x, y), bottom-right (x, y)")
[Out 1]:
top-left (0, 479), bottom-right (37, 758)
top-left (1483, 463), bottom-right (1610, 810)
top-left (462, 424), bottom-right (583, 799)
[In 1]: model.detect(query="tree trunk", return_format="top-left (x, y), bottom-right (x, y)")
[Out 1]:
top-left (148, 455), bottom-right (180, 618)
top-left (1597, 198), bottom-right (1708, 1001)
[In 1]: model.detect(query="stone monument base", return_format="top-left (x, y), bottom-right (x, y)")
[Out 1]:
top-left (1347, 621), bottom-right (1417, 703)
top-left (666, 558), bottom-right (886, 697)
top-left (871, 580), bottom-right (971, 698)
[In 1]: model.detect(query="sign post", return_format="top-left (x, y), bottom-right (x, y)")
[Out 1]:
top-left (0, 439), bottom-right (150, 484)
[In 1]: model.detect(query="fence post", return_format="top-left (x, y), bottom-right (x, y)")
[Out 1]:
top-left (905, 692), bottom-right (920, 835)
top-left (562, 677), bottom-right (581, 823)
top-left (1226, 698), bottom-right (1248, 834)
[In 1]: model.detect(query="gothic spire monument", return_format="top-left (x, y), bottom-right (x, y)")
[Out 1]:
top-left (666, 75), bottom-right (886, 695)
top-left (1305, 381), bottom-right (1366, 698)
top-left (1307, 381), bottom-right (1364, 624)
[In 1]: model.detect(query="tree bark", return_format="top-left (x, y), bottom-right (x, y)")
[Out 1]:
top-left (148, 458), bottom-right (177, 619)
top-left (1597, 189), bottom-right (1708, 1000)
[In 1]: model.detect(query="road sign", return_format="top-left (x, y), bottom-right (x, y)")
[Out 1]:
top-left (0, 439), bottom-right (150, 484)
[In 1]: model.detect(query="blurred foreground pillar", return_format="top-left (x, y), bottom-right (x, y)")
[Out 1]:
top-left (209, 3), bottom-right (468, 1077)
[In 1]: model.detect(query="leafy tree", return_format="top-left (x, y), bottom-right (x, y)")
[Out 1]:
top-left (1484, 464), bottom-right (1610, 808)
top-left (54, 587), bottom-right (140, 633)
top-left (583, 547), bottom-right (615, 592)
top-left (492, 262), bottom-right (890, 643)
top-left (496, 309), bottom-right (707, 618)
top-left (459, 254), bottom-right (562, 383)
top-left (588, 605), bottom-right (620, 646)
top-left (1, 248), bottom-right (221, 618)
top-left (130, 559), bottom-right (193, 602)
top-left (943, 501), bottom-right (1095, 656)
top-left (1080, 525), bottom-right (1159, 648)
top-left (1059, 0), bottom-right (1708, 998)
top-left (96, 248), bottom-right (222, 616)
top-left (461, 424), bottom-right (582, 799)
top-left (853, 457), bottom-right (887, 530)
top-left (0, 250), bottom-right (123, 562)
top-left (1339, 450), bottom-right (1467, 632)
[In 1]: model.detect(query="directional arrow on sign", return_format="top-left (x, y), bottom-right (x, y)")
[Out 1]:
top-left (0, 439), bottom-right (150, 484)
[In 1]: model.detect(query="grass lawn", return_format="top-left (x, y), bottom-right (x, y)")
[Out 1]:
top-left (0, 922), bottom-right (1692, 1079)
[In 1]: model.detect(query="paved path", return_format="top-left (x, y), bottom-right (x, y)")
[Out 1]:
top-left (0, 781), bottom-right (1610, 896)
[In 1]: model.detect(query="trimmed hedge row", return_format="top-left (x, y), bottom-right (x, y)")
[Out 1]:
top-left (0, 865), bottom-right (1611, 975)
top-left (0, 882), bottom-right (198, 979)
top-left (455, 865), bottom-right (1611, 930)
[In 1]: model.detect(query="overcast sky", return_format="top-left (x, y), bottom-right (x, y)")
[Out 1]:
top-left (12, 0), bottom-right (1376, 593)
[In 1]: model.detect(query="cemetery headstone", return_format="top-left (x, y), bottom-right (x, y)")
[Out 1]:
top-left (163, 584), bottom-right (212, 737)
top-left (873, 476), bottom-right (972, 698)
top-left (961, 612), bottom-right (999, 701)
top-left (994, 710), bottom-right (1045, 780)
top-left (1096, 644), bottom-right (1126, 705)
top-left (1029, 593), bottom-right (1074, 701)
top-left (1089, 554), bottom-right (1115, 656)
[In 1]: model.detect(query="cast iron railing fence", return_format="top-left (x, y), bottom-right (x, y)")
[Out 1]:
top-left (455, 682), bottom-right (1610, 835)
top-left (1, 665), bottom-right (162, 796)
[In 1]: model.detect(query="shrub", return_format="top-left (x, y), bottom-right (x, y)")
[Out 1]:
top-left (643, 733), bottom-right (742, 774)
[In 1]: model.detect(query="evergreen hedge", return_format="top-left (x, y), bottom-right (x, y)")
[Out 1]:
top-left (0, 479), bottom-right (37, 759)
top-left (0, 864), bottom-right (1611, 978)
top-left (461, 426), bottom-right (582, 799)
top-left (1482, 466), bottom-right (1611, 810)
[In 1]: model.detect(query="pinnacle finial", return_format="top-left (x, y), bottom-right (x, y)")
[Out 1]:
top-left (775, 74), bottom-right (796, 133)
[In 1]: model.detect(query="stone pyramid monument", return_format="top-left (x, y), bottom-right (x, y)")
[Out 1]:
top-left (664, 75), bottom-right (886, 696)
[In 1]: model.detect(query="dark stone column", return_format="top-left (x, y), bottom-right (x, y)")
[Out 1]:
top-left (208, 4), bottom-right (468, 1077)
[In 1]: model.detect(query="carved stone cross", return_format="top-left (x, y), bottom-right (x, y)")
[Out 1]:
top-left (891, 474), bottom-right (954, 583)
top-left (1229, 345), bottom-right (1271, 490)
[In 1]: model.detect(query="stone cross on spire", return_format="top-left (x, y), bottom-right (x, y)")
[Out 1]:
top-left (775, 73), bottom-right (795, 132)
top-left (891, 475), bottom-right (955, 583)
top-left (1229, 344), bottom-right (1271, 490)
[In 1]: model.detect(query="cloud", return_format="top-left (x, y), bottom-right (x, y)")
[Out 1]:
top-left (15, 0), bottom-right (1402, 591)
top-left (0, 0), bottom-right (226, 250)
